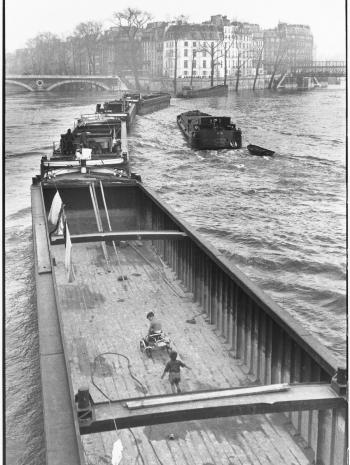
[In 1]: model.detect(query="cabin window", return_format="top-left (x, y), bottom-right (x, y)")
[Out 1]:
top-left (184, 60), bottom-right (188, 68)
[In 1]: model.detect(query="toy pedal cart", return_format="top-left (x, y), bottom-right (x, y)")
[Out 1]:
top-left (140, 331), bottom-right (172, 357)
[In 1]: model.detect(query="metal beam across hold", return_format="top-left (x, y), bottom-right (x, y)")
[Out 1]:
top-left (80, 383), bottom-right (345, 435)
top-left (51, 230), bottom-right (187, 245)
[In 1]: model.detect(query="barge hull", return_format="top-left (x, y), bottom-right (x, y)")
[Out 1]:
top-left (33, 178), bottom-right (347, 465)
top-left (31, 184), bottom-right (83, 465)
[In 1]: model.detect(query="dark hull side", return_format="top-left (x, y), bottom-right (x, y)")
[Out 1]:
top-left (178, 85), bottom-right (228, 99)
top-left (137, 96), bottom-right (171, 115)
top-left (177, 118), bottom-right (240, 149)
top-left (247, 145), bottom-right (275, 156)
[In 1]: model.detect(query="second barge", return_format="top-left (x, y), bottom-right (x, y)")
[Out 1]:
top-left (123, 92), bottom-right (171, 115)
top-left (177, 110), bottom-right (242, 149)
top-left (177, 84), bottom-right (228, 98)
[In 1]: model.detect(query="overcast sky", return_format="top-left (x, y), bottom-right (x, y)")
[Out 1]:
top-left (5, 0), bottom-right (346, 59)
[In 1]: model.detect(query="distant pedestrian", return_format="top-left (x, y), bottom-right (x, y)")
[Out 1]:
top-left (161, 350), bottom-right (190, 394)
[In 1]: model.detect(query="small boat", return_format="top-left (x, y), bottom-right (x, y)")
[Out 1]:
top-left (177, 110), bottom-right (242, 149)
top-left (247, 144), bottom-right (275, 157)
top-left (177, 84), bottom-right (228, 98)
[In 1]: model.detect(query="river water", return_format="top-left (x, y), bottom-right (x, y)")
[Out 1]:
top-left (5, 87), bottom-right (346, 464)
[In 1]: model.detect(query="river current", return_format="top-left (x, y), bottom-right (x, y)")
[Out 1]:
top-left (5, 87), bottom-right (346, 464)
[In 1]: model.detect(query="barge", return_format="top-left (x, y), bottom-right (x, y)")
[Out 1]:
top-left (95, 97), bottom-right (138, 129)
top-left (32, 168), bottom-right (347, 465)
top-left (177, 84), bottom-right (228, 98)
top-left (177, 110), bottom-right (242, 149)
top-left (41, 114), bottom-right (130, 178)
top-left (123, 91), bottom-right (171, 115)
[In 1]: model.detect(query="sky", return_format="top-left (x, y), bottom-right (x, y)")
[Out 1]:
top-left (5, 0), bottom-right (346, 60)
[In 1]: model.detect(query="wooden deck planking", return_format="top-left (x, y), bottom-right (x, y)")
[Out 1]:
top-left (53, 241), bottom-right (315, 465)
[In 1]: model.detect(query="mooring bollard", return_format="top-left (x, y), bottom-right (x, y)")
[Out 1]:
top-left (75, 386), bottom-right (94, 426)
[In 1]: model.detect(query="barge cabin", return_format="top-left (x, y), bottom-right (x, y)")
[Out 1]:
top-left (177, 110), bottom-right (242, 149)
top-left (32, 168), bottom-right (347, 465)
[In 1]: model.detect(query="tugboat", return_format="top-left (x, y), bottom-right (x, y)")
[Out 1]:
top-left (177, 110), bottom-right (242, 149)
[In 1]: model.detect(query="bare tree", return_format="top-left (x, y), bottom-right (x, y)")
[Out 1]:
top-left (252, 42), bottom-right (264, 90)
top-left (25, 32), bottom-right (62, 74)
top-left (198, 39), bottom-right (224, 87)
top-left (267, 34), bottom-right (291, 89)
top-left (113, 8), bottom-right (152, 90)
top-left (74, 21), bottom-right (103, 75)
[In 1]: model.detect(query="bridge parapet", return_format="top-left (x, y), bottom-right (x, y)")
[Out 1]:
top-left (289, 61), bottom-right (345, 77)
top-left (6, 75), bottom-right (123, 92)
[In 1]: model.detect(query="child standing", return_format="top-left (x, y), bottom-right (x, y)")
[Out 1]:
top-left (161, 351), bottom-right (190, 394)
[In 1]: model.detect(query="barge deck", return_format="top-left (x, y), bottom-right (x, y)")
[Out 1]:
top-left (53, 239), bottom-right (316, 465)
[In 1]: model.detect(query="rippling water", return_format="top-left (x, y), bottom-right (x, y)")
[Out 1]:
top-left (5, 87), bottom-right (346, 464)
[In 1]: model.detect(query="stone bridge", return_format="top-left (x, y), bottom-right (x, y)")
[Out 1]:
top-left (5, 75), bottom-right (125, 92)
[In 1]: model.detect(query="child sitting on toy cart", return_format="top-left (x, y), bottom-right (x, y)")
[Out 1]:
top-left (146, 311), bottom-right (162, 343)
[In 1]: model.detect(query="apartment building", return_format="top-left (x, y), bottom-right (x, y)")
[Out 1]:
top-left (141, 22), bottom-right (168, 76)
top-left (264, 23), bottom-right (313, 73)
top-left (162, 23), bottom-right (223, 78)
top-left (223, 23), bottom-right (256, 78)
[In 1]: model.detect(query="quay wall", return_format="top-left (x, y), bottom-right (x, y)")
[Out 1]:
top-left (136, 76), bottom-right (267, 93)
top-left (138, 184), bottom-right (347, 465)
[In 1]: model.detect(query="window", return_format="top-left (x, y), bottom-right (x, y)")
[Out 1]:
top-left (202, 51), bottom-right (206, 57)
top-left (184, 41), bottom-right (188, 46)
top-left (193, 41), bottom-right (196, 47)
top-left (203, 60), bottom-right (206, 68)
top-left (184, 49), bottom-right (188, 57)
top-left (192, 60), bottom-right (196, 68)
top-left (184, 70), bottom-right (188, 75)
top-left (184, 60), bottom-right (188, 68)
top-left (203, 70), bottom-right (207, 76)
top-left (193, 70), bottom-right (197, 75)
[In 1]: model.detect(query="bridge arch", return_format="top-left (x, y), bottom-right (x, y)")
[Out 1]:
top-left (5, 80), bottom-right (34, 92)
top-left (46, 79), bottom-right (111, 92)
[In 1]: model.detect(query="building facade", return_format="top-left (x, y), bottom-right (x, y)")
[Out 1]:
top-left (163, 23), bottom-right (223, 79)
top-left (263, 23), bottom-right (313, 74)
top-left (223, 22), bottom-right (258, 78)
top-left (141, 22), bottom-right (168, 77)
